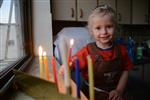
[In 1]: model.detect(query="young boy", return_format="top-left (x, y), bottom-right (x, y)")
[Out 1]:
top-left (59, 5), bottom-right (133, 100)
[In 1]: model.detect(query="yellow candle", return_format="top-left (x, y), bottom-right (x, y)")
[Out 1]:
top-left (43, 51), bottom-right (50, 81)
top-left (87, 55), bottom-right (94, 100)
top-left (38, 46), bottom-right (44, 78)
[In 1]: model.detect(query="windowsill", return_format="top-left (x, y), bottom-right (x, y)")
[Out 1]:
top-left (0, 56), bottom-right (32, 97)
top-left (7, 56), bottom-right (87, 100)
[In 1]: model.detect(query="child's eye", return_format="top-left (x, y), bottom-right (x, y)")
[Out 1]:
top-left (107, 25), bottom-right (113, 29)
top-left (96, 27), bottom-right (101, 30)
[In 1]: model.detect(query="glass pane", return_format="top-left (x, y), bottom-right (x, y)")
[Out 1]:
top-left (0, 0), bottom-right (25, 72)
top-left (0, 0), bottom-right (15, 23)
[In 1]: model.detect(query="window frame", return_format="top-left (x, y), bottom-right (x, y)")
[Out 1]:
top-left (0, 0), bottom-right (33, 96)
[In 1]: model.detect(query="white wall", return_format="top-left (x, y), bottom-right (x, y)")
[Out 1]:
top-left (32, 0), bottom-right (53, 56)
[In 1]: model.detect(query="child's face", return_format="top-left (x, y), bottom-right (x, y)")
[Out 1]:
top-left (90, 14), bottom-right (116, 45)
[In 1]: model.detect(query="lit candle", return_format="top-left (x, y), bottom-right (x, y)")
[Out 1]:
top-left (60, 36), bottom-right (71, 94)
top-left (75, 58), bottom-right (80, 98)
top-left (43, 51), bottom-right (50, 80)
top-left (68, 38), bottom-right (74, 64)
top-left (38, 46), bottom-right (44, 78)
top-left (51, 56), bottom-right (58, 84)
top-left (87, 55), bottom-right (94, 100)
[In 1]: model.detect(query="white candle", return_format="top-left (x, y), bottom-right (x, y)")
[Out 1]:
top-left (60, 36), bottom-right (71, 94)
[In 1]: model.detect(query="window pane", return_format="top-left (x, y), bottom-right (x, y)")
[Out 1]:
top-left (0, 0), bottom-right (25, 72)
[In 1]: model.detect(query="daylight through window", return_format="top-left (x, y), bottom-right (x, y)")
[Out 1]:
top-left (0, 0), bottom-right (25, 73)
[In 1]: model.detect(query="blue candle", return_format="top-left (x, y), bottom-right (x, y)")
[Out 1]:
top-left (75, 58), bottom-right (80, 98)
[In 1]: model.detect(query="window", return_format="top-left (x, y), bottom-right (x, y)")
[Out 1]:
top-left (0, 0), bottom-right (25, 72)
top-left (0, 0), bottom-right (33, 95)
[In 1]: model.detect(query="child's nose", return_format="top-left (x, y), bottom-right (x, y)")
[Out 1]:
top-left (100, 28), bottom-right (107, 35)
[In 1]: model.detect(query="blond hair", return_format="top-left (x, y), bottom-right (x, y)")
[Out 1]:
top-left (87, 4), bottom-right (117, 31)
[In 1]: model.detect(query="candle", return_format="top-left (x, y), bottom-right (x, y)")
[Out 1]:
top-left (38, 46), bottom-right (44, 78)
top-left (68, 38), bottom-right (74, 64)
top-left (43, 51), bottom-right (50, 80)
top-left (87, 55), bottom-right (94, 100)
top-left (51, 56), bottom-right (58, 84)
top-left (75, 58), bottom-right (80, 98)
top-left (60, 36), bottom-right (71, 94)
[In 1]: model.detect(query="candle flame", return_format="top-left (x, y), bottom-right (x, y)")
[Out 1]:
top-left (70, 38), bottom-right (74, 47)
top-left (38, 46), bottom-right (43, 56)
top-left (43, 51), bottom-right (47, 56)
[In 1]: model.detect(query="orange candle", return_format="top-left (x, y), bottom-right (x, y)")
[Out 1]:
top-left (51, 56), bottom-right (58, 84)
top-left (43, 51), bottom-right (50, 80)
top-left (38, 46), bottom-right (44, 78)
